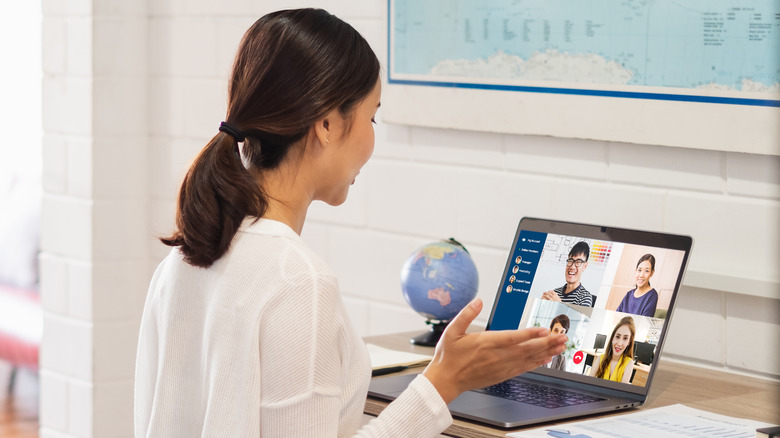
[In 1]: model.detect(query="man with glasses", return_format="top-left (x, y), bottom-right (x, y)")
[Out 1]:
top-left (541, 241), bottom-right (595, 307)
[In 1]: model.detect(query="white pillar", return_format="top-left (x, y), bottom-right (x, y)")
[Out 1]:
top-left (40, 1), bottom-right (149, 437)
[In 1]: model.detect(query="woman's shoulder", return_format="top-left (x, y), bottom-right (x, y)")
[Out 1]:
top-left (237, 217), bottom-right (324, 257)
top-left (231, 218), bottom-right (338, 289)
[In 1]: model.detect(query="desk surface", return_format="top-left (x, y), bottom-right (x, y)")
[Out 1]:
top-left (364, 331), bottom-right (780, 438)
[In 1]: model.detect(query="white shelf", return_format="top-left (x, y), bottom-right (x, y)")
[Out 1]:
top-left (683, 269), bottom-right (780, 300)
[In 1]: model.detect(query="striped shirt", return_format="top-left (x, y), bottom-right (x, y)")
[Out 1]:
top-left (553, 283), bottom-right (594, 307)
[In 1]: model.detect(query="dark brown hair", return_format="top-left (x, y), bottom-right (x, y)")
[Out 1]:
top-left (550, 314), bottom-right (570, 333)
top-left (161, 9), bottom-right (380, 267)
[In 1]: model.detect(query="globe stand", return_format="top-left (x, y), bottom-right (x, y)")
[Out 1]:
top-left (410, 320), bottom-right (449, 347)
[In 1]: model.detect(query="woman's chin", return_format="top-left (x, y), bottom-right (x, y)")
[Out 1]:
top-left (321, 191), bottom-right (350, 207)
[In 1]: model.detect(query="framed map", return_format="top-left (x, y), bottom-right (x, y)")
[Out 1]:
top-left (384, 0), bottom-right (780, 155)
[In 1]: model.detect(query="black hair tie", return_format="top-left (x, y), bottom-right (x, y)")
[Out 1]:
top-left (219, 121), bottom-right (245, 143)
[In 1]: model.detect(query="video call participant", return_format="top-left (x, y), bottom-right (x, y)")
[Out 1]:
top-left (616, 254), bottom-right (658, 317)
top-left (589, 316), bottom-right (636, 383)
top-left (541, 241), bottom-right (594, 307)
top-left (544, 314), bottom-right (570, 371)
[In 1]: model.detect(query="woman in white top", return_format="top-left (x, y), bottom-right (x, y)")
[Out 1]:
top-left (134, 8), bottom-right (567, 437)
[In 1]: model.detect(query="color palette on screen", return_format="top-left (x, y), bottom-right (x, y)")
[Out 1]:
top-left (589, 241), bottom-right (612, 265)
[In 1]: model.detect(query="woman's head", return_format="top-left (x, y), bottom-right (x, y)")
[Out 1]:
top-left (550, 314), bottom-right (570, 335)
top-left (595, 316), bottom-right (636, 379)
top-left (226, 8), bottom-right (381, 168)
top-left (609, 316), bottom-right (635, 359)
top-left (635, 254), bottom-right (655, 288)
top-left (163, 9), bottom-right (380, 267)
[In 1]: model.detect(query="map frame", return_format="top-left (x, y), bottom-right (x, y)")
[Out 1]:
top-left (382, 0), bottom-right (780, 156)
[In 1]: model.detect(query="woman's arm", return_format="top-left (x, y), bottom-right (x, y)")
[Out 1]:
top-left (641, 290), bottom-right (659, 317)
top-left (616, 290), bottom-right (630, 313)
top-left (257, 272), bottom-right (451, 437)
top-left (621, 358), bottom-right (635, 383)
top-left (552, 354), bottom-right (566, 371)
top-left (589, 355), bottom-right (601, 377)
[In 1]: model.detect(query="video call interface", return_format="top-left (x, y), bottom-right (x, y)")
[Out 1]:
top-left (489, 230), bottom-right (686, 388)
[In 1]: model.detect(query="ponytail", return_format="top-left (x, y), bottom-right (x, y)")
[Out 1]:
top-left (161, 132), bottom-right (265, 267)
top-left (161, 8), bottom-right (379, 268)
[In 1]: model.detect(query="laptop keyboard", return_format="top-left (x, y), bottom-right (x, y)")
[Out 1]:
top-left (478, 379), bottom-right (606, 409)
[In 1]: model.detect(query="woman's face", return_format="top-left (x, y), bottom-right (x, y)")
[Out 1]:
top-left (317, 80), bottom-right (381, 206)
top-left (611, 324), bottom-right (632, 358)
top-left (551, 322), bottom-right (567, 335)
top-left (635, 260), bottom-right (654, 288)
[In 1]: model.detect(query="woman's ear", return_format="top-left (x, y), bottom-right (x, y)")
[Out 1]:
top-left (313, 116), bottom-right (330, 147)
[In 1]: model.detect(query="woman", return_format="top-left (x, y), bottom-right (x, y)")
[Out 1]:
top-left (133, 9), bottom-right (566, 437)
top-left (544, 314), bottom-right (570, 371)
top-left (616, 254), bottom-right (659, 317)
top-left (589, 316), bottom-right (636, 383)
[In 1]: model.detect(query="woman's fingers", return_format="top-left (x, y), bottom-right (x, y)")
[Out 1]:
top-left (494, 335), bottom-right (567, 374)
top-left (425, 326), bottom-right (568, 403)
top-left (476, 327), bottom-right (550, 347)
top-left (441, 298), bottom-right (483, 341)
top-left (426, 301), bottom-right (569, 403)
top-left (493, 333), bottom-right (567, 363)
top-left (455, 331), bottom-right (566, 375)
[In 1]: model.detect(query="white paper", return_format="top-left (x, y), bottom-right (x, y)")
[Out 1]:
top-left (507, 404), bottom-right (772, 438)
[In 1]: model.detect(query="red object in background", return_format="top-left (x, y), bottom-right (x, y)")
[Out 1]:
top-left (0, 284), bottom-right (40, 370)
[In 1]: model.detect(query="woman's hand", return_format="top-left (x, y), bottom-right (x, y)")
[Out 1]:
top-left (422, 298), bottom-right (568, 404)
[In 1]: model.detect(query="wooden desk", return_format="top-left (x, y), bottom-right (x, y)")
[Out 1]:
top-left (364, 331), bottom-right (780, 438)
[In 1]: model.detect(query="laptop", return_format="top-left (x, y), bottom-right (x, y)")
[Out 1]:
top-left (368, 217), bottom-right (693, 428)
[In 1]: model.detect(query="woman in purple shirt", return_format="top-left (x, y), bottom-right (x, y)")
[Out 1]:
top-left (616, 254), bottom-right (658, 317)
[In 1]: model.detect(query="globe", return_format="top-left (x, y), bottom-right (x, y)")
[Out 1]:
top-left (400, 238), bottom-right (479, 346)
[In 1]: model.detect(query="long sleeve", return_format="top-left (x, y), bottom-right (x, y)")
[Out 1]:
top-left (256, 249), bottom-right (451, 437)
top-left (357, 375), bottom-right (452, 437)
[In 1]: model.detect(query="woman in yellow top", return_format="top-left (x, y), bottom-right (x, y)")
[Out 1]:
top-left (589, 316), bottom-right (636, 383)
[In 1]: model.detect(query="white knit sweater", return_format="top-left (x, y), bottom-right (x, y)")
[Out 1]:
top-left (134, 218), bottom-right (452, 437)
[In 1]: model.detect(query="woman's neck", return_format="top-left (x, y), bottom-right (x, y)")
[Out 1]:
top-left (635, 284), bottom-right (652, 295)
top-left (253, 161), bottom-right (312, 235)
top-left (263, 200), bottom-right (307, 234)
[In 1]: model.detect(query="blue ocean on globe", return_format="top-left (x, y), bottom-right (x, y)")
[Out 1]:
top-left (400, 239), bottom-right (479, 322)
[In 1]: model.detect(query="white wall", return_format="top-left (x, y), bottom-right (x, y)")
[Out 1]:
top-left (0, 2), bottom-right (42, 180)
top-left (40, 1), bottom-right (148, 437)
top-left (40, 0), bottom-right (779, 437)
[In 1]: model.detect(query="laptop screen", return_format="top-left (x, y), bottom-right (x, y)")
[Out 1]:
top-left (486, 218), bottom-right (692, 394)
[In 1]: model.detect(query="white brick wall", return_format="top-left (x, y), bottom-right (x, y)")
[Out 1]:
top-left (39, 0), bottom-right (779, 436)
top-left (40, 1), bottom-right (149, 437)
